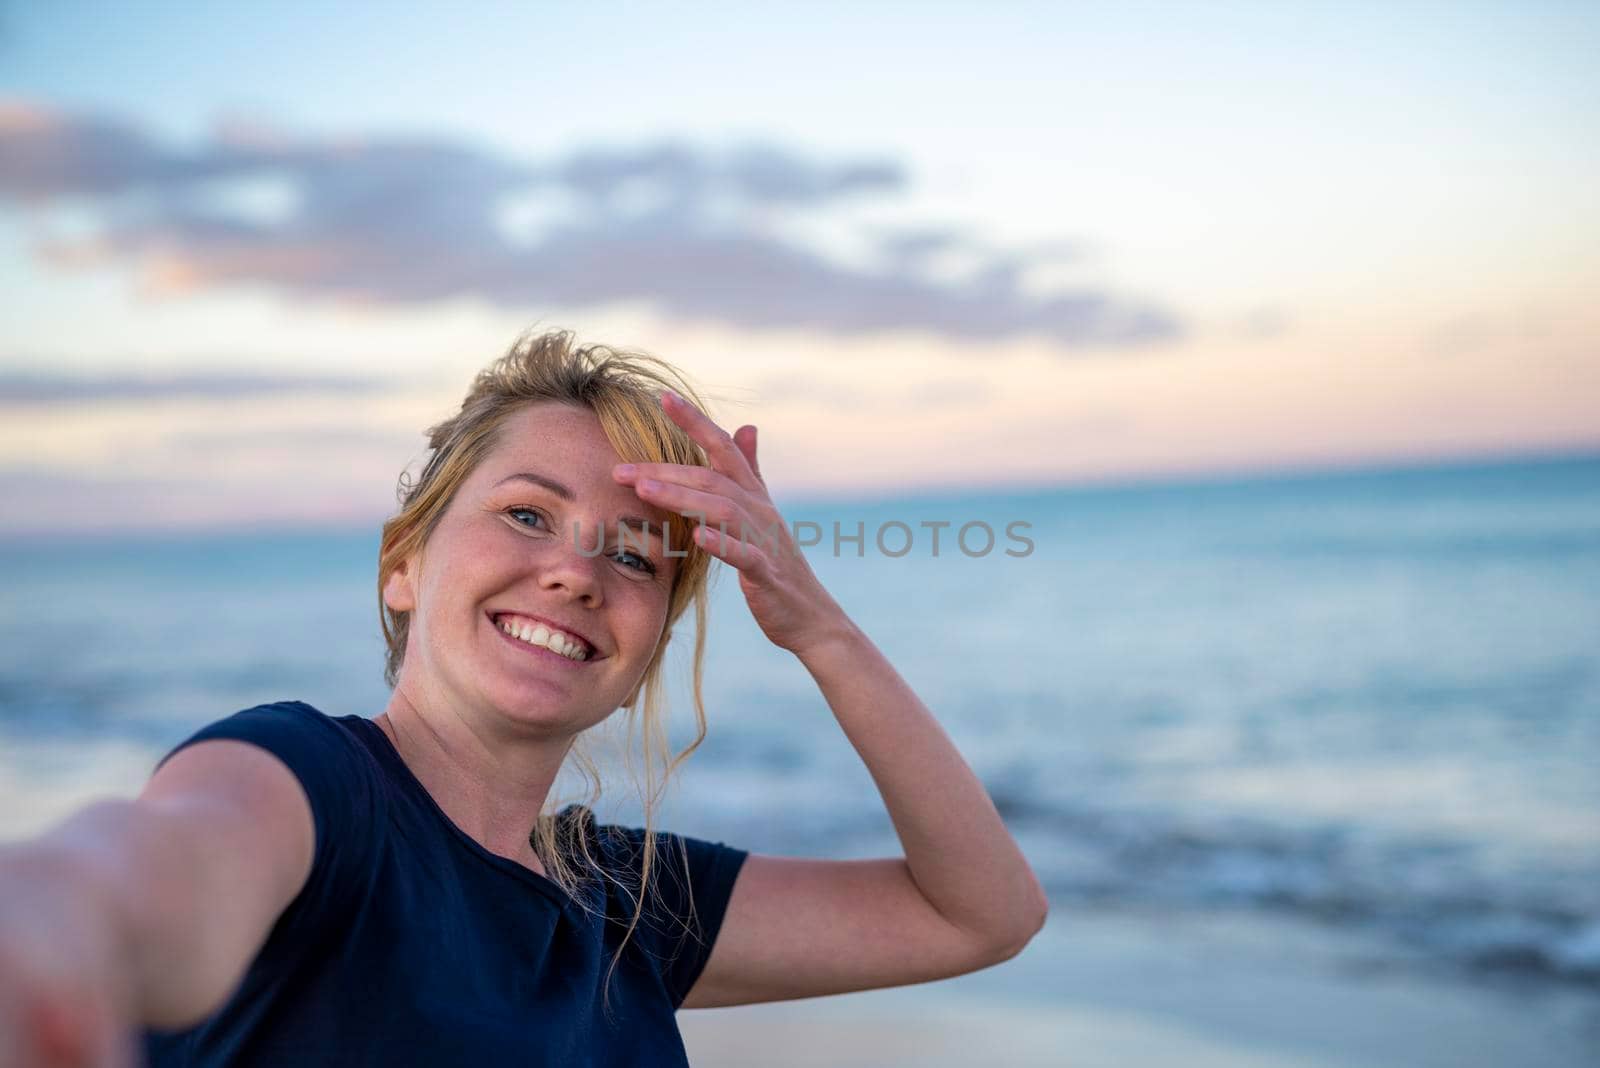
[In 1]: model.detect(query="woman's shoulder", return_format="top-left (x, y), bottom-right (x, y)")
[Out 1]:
top-left (154, 700), bottom-right (391, 867)
top-left (155, 699), bottom-right (378, 777)
top-left (561, 806), bottom-right (749, 907)
top-left (159, 698), bottom-right (353, 739)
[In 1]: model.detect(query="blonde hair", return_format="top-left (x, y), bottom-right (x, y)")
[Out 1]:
top-left (377, 326), bottom-right (719, 1015)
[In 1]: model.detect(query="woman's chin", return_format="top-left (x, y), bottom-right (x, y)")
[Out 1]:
top-left (484, 688), bottom-right (611, 736)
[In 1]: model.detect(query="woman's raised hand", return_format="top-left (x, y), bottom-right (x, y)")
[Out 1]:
top-left (613, 390), bottom-right (851, 657)
top-left (0, 854), bottom-right (137, 1067)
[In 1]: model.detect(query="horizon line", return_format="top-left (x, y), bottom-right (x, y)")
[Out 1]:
top-left (4, 440), bottom-right (1597, 545)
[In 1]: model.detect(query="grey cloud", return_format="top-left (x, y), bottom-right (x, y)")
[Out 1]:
top-left (2, 102), bottom-right (1184, 349)
top-left (551, 141), bottom-right (903, 207)
top-left (159, 425), bottom-right (423, 454)
top-left (0, 370), bottom-right (388, 405)
top-left (0, 106), bottom-right (178, 198)
top-left (873, 226), bottom-right (969, 268)
top-left (871, 228), bottom-right (1089, 273)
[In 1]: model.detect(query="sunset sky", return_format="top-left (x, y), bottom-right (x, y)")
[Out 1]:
top-left (1, 1), bottom-right (1596, 535)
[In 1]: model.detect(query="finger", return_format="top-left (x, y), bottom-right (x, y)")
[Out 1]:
top-left (692, 522), bottom-right (771, 578)
top-left (734, 425), bottom-right (763, 483)
top-left (658, 390), bottom-right (762, 492)
top-left (618, 465), bottom-right (786, 550)
top-left (631, 477), bottom-right (748, 534)
top-left (613, 462), bottom-right (759, 505)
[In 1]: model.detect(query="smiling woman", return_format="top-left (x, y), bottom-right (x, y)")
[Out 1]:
top-left (0, 327), bottom-right (1047, 1068)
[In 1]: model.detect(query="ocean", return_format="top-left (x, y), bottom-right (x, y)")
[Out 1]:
top-left (3, 450), bottom-right (1597, 1000)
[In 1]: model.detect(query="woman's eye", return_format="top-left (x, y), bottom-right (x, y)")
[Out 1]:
top-left (615, 550), bottom-right (657, 576)
top-left (508, 507), bottom-right (547, 530)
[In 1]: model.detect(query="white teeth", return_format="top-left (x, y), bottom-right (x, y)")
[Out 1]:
top-left (499, 617), bottom-right (589, 661)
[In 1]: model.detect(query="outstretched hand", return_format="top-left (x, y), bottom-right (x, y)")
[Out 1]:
top-left (612, 390), bottom-right (849, 657)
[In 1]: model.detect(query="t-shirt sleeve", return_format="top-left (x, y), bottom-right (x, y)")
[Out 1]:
top-left (601, 821), bottom-right (750, 1010)
top-left (150, 701), bottom-right (386, 945)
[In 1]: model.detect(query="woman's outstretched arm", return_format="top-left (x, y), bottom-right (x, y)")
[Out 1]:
top-left (0, 740), bottom-right (315, 1062)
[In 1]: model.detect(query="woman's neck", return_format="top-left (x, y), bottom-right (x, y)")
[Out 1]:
top-left (374, 691), bottom-right (568, 877)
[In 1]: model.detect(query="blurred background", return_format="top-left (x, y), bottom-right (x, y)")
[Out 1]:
top-left (2, 2), bottom-right (1597, 1064)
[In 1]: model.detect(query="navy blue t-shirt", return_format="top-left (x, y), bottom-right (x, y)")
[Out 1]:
top-left (140, 701), bottom-right (749, 1067)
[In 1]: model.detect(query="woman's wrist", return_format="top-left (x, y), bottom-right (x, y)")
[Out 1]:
top-left (788, 610), bottom-right (867, 667)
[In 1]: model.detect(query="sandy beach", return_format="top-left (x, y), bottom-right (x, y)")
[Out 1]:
top-left (680, 905), bottom-right (1600, 1068)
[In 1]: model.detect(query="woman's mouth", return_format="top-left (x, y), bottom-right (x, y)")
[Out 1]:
top-left (490, 612), bottom-right (597, 665)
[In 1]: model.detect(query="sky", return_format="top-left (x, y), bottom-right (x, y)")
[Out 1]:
top-left (1, 0), bottom-right (1596, 534)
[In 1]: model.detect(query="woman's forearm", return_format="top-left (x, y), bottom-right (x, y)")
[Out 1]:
top-left (794, 615), bottom-right (1049, 949)
top-left (1, 802), bottom-right (162, 1027)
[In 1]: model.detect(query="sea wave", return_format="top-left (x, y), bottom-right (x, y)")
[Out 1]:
top-left (992, 794), bottom-right (1600, 988)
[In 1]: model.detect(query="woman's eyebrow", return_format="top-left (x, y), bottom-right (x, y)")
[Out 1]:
top-left (494, 471), bottom-right (656, 534)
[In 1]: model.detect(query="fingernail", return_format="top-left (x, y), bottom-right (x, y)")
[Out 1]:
top-left (660, 389), bottom-right (680, 405)
top-left (614, 463), bottom-right (636, 477)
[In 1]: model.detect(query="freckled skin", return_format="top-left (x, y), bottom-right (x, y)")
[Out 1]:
top-left (382, 402), bottom-right (680, 742)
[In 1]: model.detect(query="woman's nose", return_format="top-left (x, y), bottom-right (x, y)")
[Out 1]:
top-left (539, 521), bottom-right (607, 603)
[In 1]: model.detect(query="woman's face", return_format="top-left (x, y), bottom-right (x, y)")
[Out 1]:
top-left (383, 401), bottom-right (680, 737)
